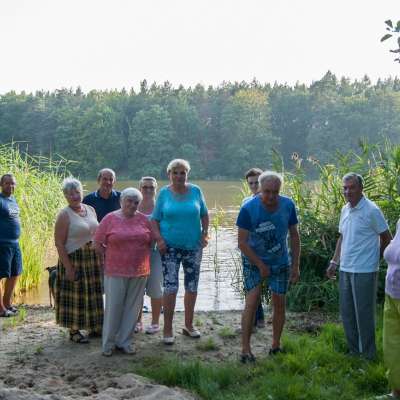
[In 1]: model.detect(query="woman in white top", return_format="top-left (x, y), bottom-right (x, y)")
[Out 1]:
top-left (54, 178), bottom-right (103, 343)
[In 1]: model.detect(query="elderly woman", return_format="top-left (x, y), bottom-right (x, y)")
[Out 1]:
top-left (380, 221), bottom-right (400, 399)
top-left (135, 177), bottom-right (163, 334)
top-left (151, 159), bottom-right (209, 344)
top-left (54, 178), bottom-right (103, 343)
top-left (94, 188), bottom-right (153, 356)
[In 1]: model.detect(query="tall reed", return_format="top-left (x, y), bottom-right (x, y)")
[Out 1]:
top-left (0, 144), bottom-right (66, 293)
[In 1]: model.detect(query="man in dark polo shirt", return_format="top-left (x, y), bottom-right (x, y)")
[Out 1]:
top-left (0, 173), bottom-right (22, 317)
top-left (83, 168), bottom-right (121, 222)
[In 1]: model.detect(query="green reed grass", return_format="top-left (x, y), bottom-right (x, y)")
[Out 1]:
top-left (233, 141), bottom-right (400, 311)
top-left (0, 144), bottom-right (66, 293)
top-left (134, 320), bottom-right (388, 400)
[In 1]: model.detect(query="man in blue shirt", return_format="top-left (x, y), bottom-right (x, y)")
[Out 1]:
top-left (0, 174), bottom-right (22, 317)
top-left (236, 170), bottom-right (300, 362)
top-left (83, 168), bottom-right (121, 222)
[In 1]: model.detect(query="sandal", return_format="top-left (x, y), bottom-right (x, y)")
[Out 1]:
top-left (182, 326), bottom-right (201, 338)
top-left (69, 331), bottom-right (89, 344)
top-left (240, 353), bottom-right (256, 364)
top-left (269, 347), bottom-right (284, 356)
top-left (0, 309), bottom-right (14, 318)
top-left (145, 324), bottom-right (160, 334)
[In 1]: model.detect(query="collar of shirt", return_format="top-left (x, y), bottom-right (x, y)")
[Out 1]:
top-left (94, 189), bottom-right (117, 199)
top-left (345, 195), bottom-right (366, 212)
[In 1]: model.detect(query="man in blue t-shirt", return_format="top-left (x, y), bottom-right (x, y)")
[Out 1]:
top-left (0, 174), bottom-right (22, 317)
top-left (236, 170), bottom-right (300, 362)
top-left (83, 168), bottom-right (121, 222)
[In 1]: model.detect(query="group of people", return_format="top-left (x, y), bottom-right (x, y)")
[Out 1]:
top-left (0, 161), bottom-right (399, 398)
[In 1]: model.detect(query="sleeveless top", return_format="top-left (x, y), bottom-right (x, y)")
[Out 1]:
top-left (63, 205), bottom-right (98, 254)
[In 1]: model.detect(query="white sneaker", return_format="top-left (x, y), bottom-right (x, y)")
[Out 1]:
top-left (145, 324), bottom-right (160, 334)
top-left (162, 336), bottom-right (175, 345)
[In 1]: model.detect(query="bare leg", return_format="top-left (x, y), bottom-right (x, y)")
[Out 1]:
top-left (3, 276), bottom-right (19, 308)
top-left (151, 297), bottom-right (162, 325)
top-left (163, 292), bottom-right (177, 337)
top-left (0, 278), bottom-right (6, 313)
top-left (241, 285), bottom-right (261, 354)
top-left (271, 292), bottom-right (286, 349)
top-left (184, 291), bottom-right (197, 329)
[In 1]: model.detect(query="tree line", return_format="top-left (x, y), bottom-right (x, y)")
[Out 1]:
top-left (1, 71), bottom-right (400, 179)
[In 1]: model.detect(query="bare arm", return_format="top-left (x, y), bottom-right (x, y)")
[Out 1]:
top-left (289, 224), bottom-right (300, 283)
top-left (54, 211), bottom-right (74, 281)
top-left (326, 234), bottom-right (342, 279)
top-left (150, 219), bottom-right (167, 255)
top-left (380, 229), bottom-right (392, 258)
top-left (200, 213), bottom-right (210, 248)
top-left (238, 228), bottom-right (269, 278)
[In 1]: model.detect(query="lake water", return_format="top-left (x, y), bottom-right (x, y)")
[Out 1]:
top-left (20, 181), bottom-right (246, 311)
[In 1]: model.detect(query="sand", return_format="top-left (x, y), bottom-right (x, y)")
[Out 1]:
top-left (0, 305), bottom-right (329, 400)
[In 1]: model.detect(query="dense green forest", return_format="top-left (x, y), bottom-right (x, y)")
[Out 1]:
top-left (1, 71), bottom-right (400, 179)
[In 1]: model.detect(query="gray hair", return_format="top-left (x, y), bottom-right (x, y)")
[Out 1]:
top-left (0, 173), bottom-right (16, 185)
top-left (139, 176), bottom-right (157, 188)
top-left (258, 170), bottom-right (283, 187)
top-left (97, 168), bottom-right (116, 182)
top-left (120, 187), bottom-right (143, 203)
top-left (167, 159), bottom-right (191, 174)
top-left (342, 172), bottom-right (364, 189)
top-left (62, 177), bottom-right (83, 196)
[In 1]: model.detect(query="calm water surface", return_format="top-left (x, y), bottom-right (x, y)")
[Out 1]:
top-left (20, 181), bottom-right (245, 311)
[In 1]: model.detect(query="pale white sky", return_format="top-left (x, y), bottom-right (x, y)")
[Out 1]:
top-left (1, 0), bottom-right (399, 93)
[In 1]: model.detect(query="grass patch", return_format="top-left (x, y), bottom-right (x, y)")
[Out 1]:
top-left (196, 337), bottom-right (220, 352)
top-left (1, 307), bottom-right (27, 331)
top-left (218, 326), bottom-right (237, 339)
top-left (133, 322), bottom-right (388, 400)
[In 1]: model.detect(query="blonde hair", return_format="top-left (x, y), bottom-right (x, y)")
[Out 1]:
top-left (166, 159), bottom-right (191, 174)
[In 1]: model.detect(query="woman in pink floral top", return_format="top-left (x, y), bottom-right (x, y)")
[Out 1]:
top-left (381, 221), bottom-right (400, 399)
top-left (94, 187), bottom-right (153, 357)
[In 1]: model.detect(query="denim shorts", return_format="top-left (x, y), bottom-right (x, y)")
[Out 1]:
top-left (161, 246), bottom-right (202, 294)
top-left (0, 243), bottom-right (23, 279)
top-left (242, 256), bottom-right (290, 295)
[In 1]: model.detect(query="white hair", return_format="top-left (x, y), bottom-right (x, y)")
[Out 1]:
top-left (120, 187), bottom-right (143, 202)
top-left (258, 171), bottom-right (283, 187)
top-left (167, 159), bottom-right (191, 174)
top-left (139, 176), bottom-right (158, 188)
top-left (97, 168), bottom-right (116, 182)
top-left (62, 177), bottom-right (83, 196)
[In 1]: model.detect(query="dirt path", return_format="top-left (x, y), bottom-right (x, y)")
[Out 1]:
top-left (0, 306), bottom-right (331, 399)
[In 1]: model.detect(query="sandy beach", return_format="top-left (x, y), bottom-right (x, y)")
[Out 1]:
top-left (0, 305), bottom-right (330, 400)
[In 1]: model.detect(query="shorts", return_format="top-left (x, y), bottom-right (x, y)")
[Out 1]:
top-left (145, 248), bottom-right (163, 299)
top-left (161, 246), bottom-right (202, 294)
top-left (0, 243), bottom-right (23, 279)
top-left (242, 256), bottom-right (290, 295)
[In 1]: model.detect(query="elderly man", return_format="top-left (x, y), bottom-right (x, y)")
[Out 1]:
top-left (237, 170), bottom-right (300, 362)
top-left (327, 172), bottom-right (391, 359)
top-left (0, 174), bottom-right (22, 317)
top-left (83, 168), bottom-right (121, 222)
top-left (243, 168), bottom-right (265, 329)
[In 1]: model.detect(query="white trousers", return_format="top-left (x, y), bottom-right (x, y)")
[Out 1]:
top-left (102, 275), bottom-right (147, 352)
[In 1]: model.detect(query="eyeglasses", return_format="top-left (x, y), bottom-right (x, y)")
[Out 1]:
top-left (142, 186), bottom-right (155, 190)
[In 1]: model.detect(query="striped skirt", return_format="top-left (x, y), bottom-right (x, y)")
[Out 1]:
top-left (55, 243), bottom-right (103, 332)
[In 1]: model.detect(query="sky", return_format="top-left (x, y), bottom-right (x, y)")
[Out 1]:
top-left (1, 0), bottom-right (399, 93)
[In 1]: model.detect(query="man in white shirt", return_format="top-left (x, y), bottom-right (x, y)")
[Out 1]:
top-left (327, 173), bottom-right (392, 359)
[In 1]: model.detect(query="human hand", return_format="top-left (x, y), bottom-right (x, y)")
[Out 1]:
top-left (156, 237), bottom-right (167, 255)
top-left (258, 263), bottom-right (270, 279)
top-left (326, 262), bottom-right (337, 280)
top-left (201, 233), bottom-right (209, 248)
top-left (65, 266), bottom-right (76, 282)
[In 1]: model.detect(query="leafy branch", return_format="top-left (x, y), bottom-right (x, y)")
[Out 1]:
top-left (381, 19), bottom-right (400, 63)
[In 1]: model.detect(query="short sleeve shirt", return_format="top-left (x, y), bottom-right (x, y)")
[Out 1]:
top-left (0, 194), bottom-right (21, 245)
top-left (151, 184), bottom-right (208, 250)
top-left (83, 190), bottom-right (121, 222)
top-left (94, 211), bottom-right (153, 278)
top-left (236, 195), bottom-right (298, 268)
top-left (383, 220), bottom-right (400, 299)
top-left (339, 196), bottom-right (388, 273)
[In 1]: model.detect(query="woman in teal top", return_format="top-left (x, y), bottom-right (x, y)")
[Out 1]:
top-left (151, 159), bottom-right (209, 345)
